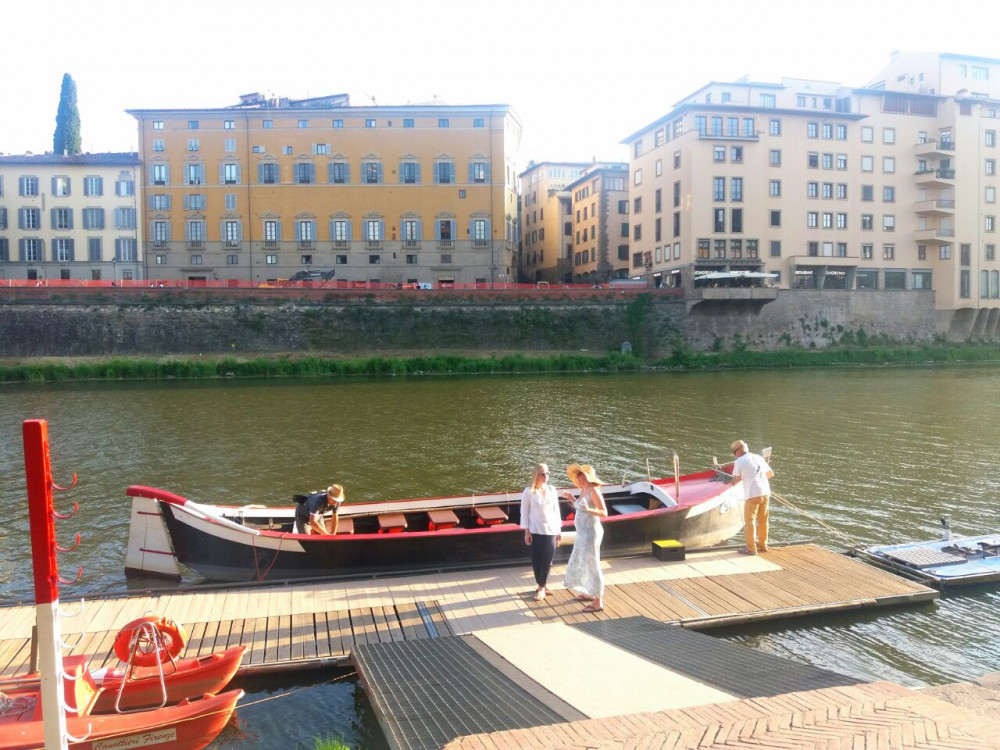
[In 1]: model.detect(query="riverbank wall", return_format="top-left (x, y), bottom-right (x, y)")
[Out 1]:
top-left (0, 288), bottom-right (940, 359)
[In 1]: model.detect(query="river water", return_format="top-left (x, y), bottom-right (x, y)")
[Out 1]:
top-left (3, 367), bottom-right (1000, 747)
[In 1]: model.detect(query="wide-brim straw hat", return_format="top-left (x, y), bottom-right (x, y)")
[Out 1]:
top-left (327, 484), bottom-right (345, 504)
top-left (567, 463), bottom-right (604, 486)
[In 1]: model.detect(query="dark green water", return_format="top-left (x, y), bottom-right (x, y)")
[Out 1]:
top-left (3, 368), bottom-right (1000, 747)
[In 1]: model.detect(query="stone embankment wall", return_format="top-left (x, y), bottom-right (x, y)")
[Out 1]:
top-left (0, 289), bottom-right (939, 359)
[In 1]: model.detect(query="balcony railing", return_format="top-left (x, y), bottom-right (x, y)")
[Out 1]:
top-left (298, 240), bottom-right (314, 249)
top-left (264, 240), bottom-right (278, 249)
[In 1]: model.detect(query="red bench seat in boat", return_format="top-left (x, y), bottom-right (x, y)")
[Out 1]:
top-left (427, 509), bottom-right (459, 531)
top-left (378, 513), bottom-right (408, 533)
top-left (473, 505), bottom-right (508, 526)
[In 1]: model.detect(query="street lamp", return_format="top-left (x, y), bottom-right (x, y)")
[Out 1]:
top-left (112, 258), bottom-right (117, 287)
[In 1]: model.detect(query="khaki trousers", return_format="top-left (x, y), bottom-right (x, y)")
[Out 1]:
top-left (743, 495), bottom-right (769, 553)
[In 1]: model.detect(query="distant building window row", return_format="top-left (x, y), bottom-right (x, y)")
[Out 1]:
top-left (1, 237), bottom-right (136, 263)
top-left (157, 117), bottom-right (487, 131)
top-left (13, 206), bottom-right (136, 231)
top-left (143, 160), bottom-right (492, 186)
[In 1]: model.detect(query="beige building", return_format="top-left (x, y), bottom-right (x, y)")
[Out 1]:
top-left (622, 52), bottom-right (1000, 334)
top-left (519, 161), bottom-right (588, 282)
top-left (564, 162), bottom-right (631, 283)
top-left (127, 93), bottom-right (522, 285)
top-left (0, 153), bottom-right (142, 282)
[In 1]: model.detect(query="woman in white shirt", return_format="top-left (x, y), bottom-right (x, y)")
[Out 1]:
top-left (520, 463), bottom-right (563, 601)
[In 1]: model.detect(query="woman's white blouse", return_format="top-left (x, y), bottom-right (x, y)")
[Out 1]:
top-left (520, 484), bottom-right (563, 535)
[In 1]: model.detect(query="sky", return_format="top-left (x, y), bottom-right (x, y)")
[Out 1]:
top-left (2, 0), bottom-right (999, 166)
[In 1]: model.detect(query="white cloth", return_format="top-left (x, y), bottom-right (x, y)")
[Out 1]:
top-left (732, 452), bottom-right (772, 499)
top-left (520, 484), bottom-right (562, 535)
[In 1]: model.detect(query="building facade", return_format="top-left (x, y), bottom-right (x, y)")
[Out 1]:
top-left (128, 94), bottom-right (522, 285)
top-left (0, 153), bottom-right (142, 282)
top-left (519, 161), bottom-right (588, 282)
top-left (622, 52), bottom-right (1000, 330)
top-left (564, 162), bottom-right (631, 283)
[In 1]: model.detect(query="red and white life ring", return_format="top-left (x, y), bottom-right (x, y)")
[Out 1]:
top-left (113, 616), bottom-right (187, 667)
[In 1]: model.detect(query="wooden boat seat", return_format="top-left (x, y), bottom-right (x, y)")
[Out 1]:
top-left (473, 505), bottom-right (508, 526)
top-left (327, 516), bottom-right (354, 535)
top-left (427, 509), bottom-right (459, 531)
top-left (378, 513), bottom-right (408, 534)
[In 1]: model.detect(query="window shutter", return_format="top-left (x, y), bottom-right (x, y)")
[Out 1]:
top-left (415, 163), bottom-right (421, 183)
top-left (377, 163), bottom-right (383, 183)
top-left (328, 220), bottom-right (336, 239)
top-left (67, 239), bottom-right (75, 261)
top-left (18, 177), bottom-right (26, 196)
top-left (219, 221), bottom-right (226, 241)
top-left (19, 238), bottom-right (26, 260)
top-left (275, 220), bottom-right (282, 240)
top-left (450, 220), bottom-right (456, 239)
top-left (258, 163), bottom-right (265, 183)
top-left (398, 162), bottom-right (405, 184)
top-left (414, 220), bottom-right (423, 240)
top-left (51, 177), bottom-right (58, 194)
top-left (18, 208), bottom-right (25, 229)
top-left (237, 221), bottom-right (244, 242)
top-left (328, 163), bottom-right (335, 183)
top-left (345, 221), bottom-right (353, 241)
top-left (485, 219), bottom-right (491, 239)
top-left (96, 176), bottom-right (104, 195)
top-left (483, 163), bottom-right (491, 182)
top-left (219, 163), bottom-right (226, 184)
top-left (379, 220), bottom-right (385, 240)
top-left (50, 208), bottom-right (57, 226)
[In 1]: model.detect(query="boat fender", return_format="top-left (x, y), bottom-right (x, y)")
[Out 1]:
top-left (113, 616), bottom-right (187, 667)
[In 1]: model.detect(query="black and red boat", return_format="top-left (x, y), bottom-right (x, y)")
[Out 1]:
top-left (124, 461), bottom-right (745, 584)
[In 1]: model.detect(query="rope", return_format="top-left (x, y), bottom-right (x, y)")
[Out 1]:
top-left (769, 490), bottom-right (859, 548)
top-left (234, 669), bottom-right (356, 710)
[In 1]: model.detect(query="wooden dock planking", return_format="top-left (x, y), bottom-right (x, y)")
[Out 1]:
top-left (0, 545), bottom-right (935, 677)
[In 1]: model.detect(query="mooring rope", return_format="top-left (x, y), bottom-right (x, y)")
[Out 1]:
top-left (769, 490), bottom-right (859, 549)
top-left (235, 669), bottom-right (357, 709)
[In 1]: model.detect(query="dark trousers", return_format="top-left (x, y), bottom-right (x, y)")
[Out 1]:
top-left (530, 534), bottom-right (558, 587)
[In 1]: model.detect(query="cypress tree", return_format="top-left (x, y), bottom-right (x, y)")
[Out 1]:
top-left (53, 73), bottom-right (82, 155)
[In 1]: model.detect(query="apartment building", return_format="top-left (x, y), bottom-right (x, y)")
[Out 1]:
top-left (128, 93), bottom-right (522, 285)
top-left (519, 161), bottom-right (588, 282)
top-left (564, 162), bottom-right (631, 283)
top-left (0, 153), bottom-right (142, 282)
top-left (622, 52), bottom-right (1000, 331)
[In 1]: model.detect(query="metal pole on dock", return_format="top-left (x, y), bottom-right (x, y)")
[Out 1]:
top-left (23, 419), bottom-right (70, 750)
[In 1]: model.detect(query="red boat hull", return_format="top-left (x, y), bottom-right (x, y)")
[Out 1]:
top-left (1, 688), bottom-right (243, 750)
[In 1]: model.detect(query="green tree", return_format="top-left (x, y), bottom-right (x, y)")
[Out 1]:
top-left (53, 73), bottom-right (82, 155)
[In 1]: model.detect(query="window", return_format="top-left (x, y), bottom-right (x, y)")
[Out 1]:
top-left (807, 152), bottom-right (819, 168)
top-left (883, 215), bottom-right (895, 231)
top-left (82, 207), bottom-right (104, 230)
top-left (987, 215), bottom-right (996, 232)
top-left (264, 220), bottom-right (280, 241)
top-left (836, 183), bottom-right (847, 199)
top-left (987, 159), bottom-right (996, 176)
top-left (633, 168), bottom-right (642, 186)
top-left (227, 255), bottom-right (238, 265)
top-left (84, 176), bottom-right (103, 196)
top-left (187, 139), bottom-right (199, 151)
top-left (187, 220), bottom-right (204, 242)
top-left (883, 244), bottom-right (895, 260)
top-left (152, 120), bottom-right (163, 130)
top-left (861, 155), bottom-right (874, 172)
top-left (769, 180), bottom-right (781, 197)
top-left (836, 124), bottom-right (847, 140)
top-left (402, 118), bottom-right (414, 128)
top-left (330, 162), bottom-right (350, 184)
top-left (807, 182), bottom-right (819, 198)
top-left (822, 212), bottom-right (833, 229)
top-left (365, 119), bottom-right (376, 128)
top-left (807, 122), bottom-right (819, 138)
top-left (807, 212), bottom-right (818, 228)
top-left (634, 196), bottom-right (643, 213)
top-left (883, 186), bottom-right (895, 202)
top-left (332, 220), bottom-right (351, 242)
top-left (713, 177), bottom-right (725, 201)
top-left (470, 161), bottom-right (489, 183)
top-left (713, 146), bottom-right (725, 162)
top-left (770, 240), bottom-right (781, 257)
top-left (116, 178), bottom-right (135, 196)
top-left (769, 210), bottom-right (781, 227)
top-left (259, 163), bottom-right (279, 184)
top-left (472, 218), bottom-right (489, 245)
top-left (473, 118), bottom-right (484, 128)
top-left (266, 255), bottom-right (277, 265)
top-left (402, 219), bottom-right (421, 242)
top-left (313, 143), bottom-right (329, 155)
top-left (87, 237), bottom-right (101, 261)
top-left (861, 243), bottom-right (873, 259)
top-left (987, 130), bottom-right (997, 147)
top-left (53, 176), bottom-right (71, 196)
top-left (263, 119), bottom-right (273, 129)
top-left (941, 245), bottom-right (952, 260)
top-left (224, 220), bottom-right (241, 242)
top-left (862, 214), bottom-right (874, 230)
top-left (862, 185), bottom-right (874, 201)
top-left (769, 149), bottom-right (781, 166)
top-left (731, 146), bottom-right (743, 162)
top-left (153, 139), bottom-right (164, 152)
top-left (52, 207), bottom-right (73, 230)
top-left (987, 186), bottom-right (997, 203)
top-left (713, 208), bottom-right (725, 233)
top-left (186, 163), bottom-right (204, 185)
top-left (190, 254), bottom-right (203, 265)
top-left (294, 163), bottom-right (315, 184)
top-left (837, 213), bottom-right (847, 229)
top-left (19, 176), bottom-right (39, 196)
top-left (184, 194), bottom-right (205, 211)
top-left (20, 207), bottom-right (41, 230)
top-left (21, 238), bottom-right (42, 262)
top-left (883, 127), bottom-right (896, 144)
top-left (365, 219), bottom-right (383, 243)
top-left (961, 269), bottom-right (971, 298)
top-left (187, 120), bottom-right (199, 129)
top-left (759, 93), bottom-right (776, 108)
top-left (363, 162), bottom-right (383, 184)
top-left (152, 221), bottom-right (169, 242)
top-left (822, 153), bottom-right (833, 169)
top-left (731, 209), bottom-right (743, 233)
top-left (115, 206), bottom-right (135, 229)
top-left (861, 126), bottom-right (874, 142)
top-left (883, 156), bottom-right (895, 173)
top-left (155, 254), bottom-right (166, 265)
top-left (434, 161), bottom-right (455, 184)
top-left (836, 154), bottom-right (848, 170)
top-left (336, 255), bottom-right (347, 264)
top-left (400, 161), bottom-right (420, 184)
top-left (298, 119), bottom-right (309, 129)
top-left (223, 163), bottom-right (240, 184)
top-left (438, 118), bottom-right (449, 128)
top-left (296, 220), bottom-right (314, 242)
top-left (822, 182), bottom-right (833, 199)
top-left (769, 119), bottom-right (781, 136)
top-left (224, 120), bottom-right (235, 130)
top-left (912, 271), bottom-right (932, 290)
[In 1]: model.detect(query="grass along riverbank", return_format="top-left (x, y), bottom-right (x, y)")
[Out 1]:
top-left (1, 343), bottom-right (999, 383)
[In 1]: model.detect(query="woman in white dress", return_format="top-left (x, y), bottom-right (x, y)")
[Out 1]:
top-left (562, 463), bottom-right (608, 612)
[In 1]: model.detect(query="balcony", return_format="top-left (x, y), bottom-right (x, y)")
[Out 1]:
top-left (914, 227), bottom-right (955, 243)
top-left (914, 139), bottom-right (955, 158)
top-left (914, 199), bottom-right (955, 216)
top-left (333, 240), bottom-right (349, 249)
top-left (298, 240), bottom-right (314, 250)
top-left (152, 240), bottom-right (168, 249)
top-left (437, 239), bottom-right (454, 249)
top-left (915, 168), bottom-right (956, 186)
top-left (188, 240), bottom-right (204, 250)
top-left (224, 241), bottom-right (240, 249)
top-left (264, 240), bottom-right (278, 249)
top-left (697, 129), bottom-right (760, 142)
top-left (403, 240), bottom-right (419, 249)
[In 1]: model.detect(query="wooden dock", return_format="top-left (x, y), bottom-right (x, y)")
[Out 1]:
top-left (0, 544), bottom-right (935, 678)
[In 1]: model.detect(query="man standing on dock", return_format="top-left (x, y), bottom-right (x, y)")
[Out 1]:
top-left (728, 440), bottom-right (774, 555)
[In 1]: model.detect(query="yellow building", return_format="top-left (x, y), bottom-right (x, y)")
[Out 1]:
top-left (128, 94), bottom-right (522, 285)
top-left (519, 161), bottom-right (588, 282)
top-left (622, 52), bottom-right (1000, 334)
top-left (564, 162), bottom-right (631, 283)
top-left (0, 153), bottom-right (142, 282)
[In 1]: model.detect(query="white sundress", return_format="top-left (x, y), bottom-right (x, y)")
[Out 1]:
top-left (563, 491), bottom-right (605, 598)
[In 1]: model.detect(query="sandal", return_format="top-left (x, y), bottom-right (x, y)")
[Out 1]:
top-left (533, 589), bottom-right (546, 601)
top-left (574, 594), bottom-right (595, 601)
top-left (582, 603), bottom-right (603, 612)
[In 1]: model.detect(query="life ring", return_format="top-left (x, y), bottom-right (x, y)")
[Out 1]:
top-left (113, 616), bottom-right (187, 667)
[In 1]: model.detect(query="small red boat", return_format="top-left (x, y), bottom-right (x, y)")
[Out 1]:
top-left (2, 645), bottom-right (246, 713)
top-left (0, 657), bottom-right (242, 750)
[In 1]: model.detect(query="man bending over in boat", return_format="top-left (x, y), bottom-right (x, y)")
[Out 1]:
top-left (294, 484), bottom-right (345, 535)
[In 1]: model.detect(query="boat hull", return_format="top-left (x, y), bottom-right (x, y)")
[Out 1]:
top-left (144, 476), bottom-right (745, 583)
top-left (1, 688), bottom-right (243, 750)
top-left (856, 534), bottom-right (1000, 587)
